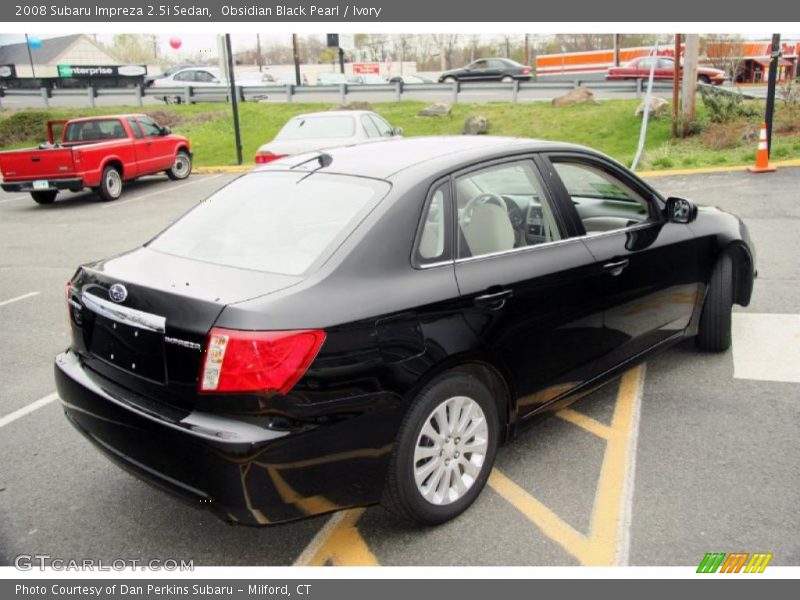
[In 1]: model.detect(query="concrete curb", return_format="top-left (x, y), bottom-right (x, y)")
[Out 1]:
top-left (193, 165), bottom-right (251, 174)
top-left (636, 158), bottom-right (800, 178)
top-left (193, 159), bottom-right (800, 179)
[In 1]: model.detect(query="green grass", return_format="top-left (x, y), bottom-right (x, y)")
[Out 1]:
top-left (2, 99), bottom-right (799, 171)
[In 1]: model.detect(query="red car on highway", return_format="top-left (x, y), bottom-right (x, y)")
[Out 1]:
top-left (0, 114), bottom-right (192, 204)
top-left (606, 56), bottom-right (727, 85)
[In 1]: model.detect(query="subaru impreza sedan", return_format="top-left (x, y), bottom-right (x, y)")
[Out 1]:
top-left (56, 137), bottom-right (755, 526)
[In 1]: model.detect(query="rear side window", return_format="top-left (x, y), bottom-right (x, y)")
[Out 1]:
top-left (149, 172), bottom-right (390, 276)
top-left (415, 183), bottom-right (451, 265)
top-left (276, 116), bottom-right (356, 140)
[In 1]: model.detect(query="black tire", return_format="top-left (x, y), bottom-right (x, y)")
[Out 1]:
top-left (698, 75), bottom-right (711, 85)
top-left (96, 165), bottom-right (123, 202)
top-left (166, 150), bottom-right (192, 180)
top-left (696, 254), bottom-right (733, 352)
top-left (30, 190), bottom-right (57, 204)
top-left (382, 372), bottom-right (499, 526)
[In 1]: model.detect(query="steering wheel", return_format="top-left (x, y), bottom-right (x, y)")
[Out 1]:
top-left (462, 193), bottom-right (507, 223)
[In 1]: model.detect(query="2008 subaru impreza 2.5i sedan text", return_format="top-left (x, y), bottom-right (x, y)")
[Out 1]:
top-left (55, 137), bottom-right (756, 526)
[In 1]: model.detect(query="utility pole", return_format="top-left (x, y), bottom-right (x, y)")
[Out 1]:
top-left (672, 34), bottom-right (681, 138)
top-left (224, 34), bottom-right (243, 165)
top-left (292, 34), bottom-right (301, 86)
top-left (764, 33), bottom-right (781, 156)
top-left (524, 34), bottom-right (529, 67)
top-left (256, 34), bottom-right (263, 71)
top-left (613, 34), bottom-right (621, 67)
top-left (24, 34), bottom-right (37, 80)
top-left (681, 34), bottom-right (699, 136)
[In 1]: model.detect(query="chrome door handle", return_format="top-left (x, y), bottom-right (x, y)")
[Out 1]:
top-left (603, 258), bottom-right (630, 276)
top-left (474, 289), bottom-right (513, 309)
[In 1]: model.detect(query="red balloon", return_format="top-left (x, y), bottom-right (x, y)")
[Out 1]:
top-left (169, 37), bottom-right (182, 50)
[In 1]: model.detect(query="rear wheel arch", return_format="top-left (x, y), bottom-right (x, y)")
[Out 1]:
top-left (405, 358), bottom-right (513, 444)
top-left (102, 159), bottom-right (124, 179)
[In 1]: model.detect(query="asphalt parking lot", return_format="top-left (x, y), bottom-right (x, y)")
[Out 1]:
top-left (0, 167), bottom-right (797, 567)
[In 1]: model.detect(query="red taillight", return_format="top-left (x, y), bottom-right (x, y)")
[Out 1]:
top-left (522, 66), bottom-right (531, 74)
top-left (254, 151), bottom-right (287, 164)
top-left (200, 328), bottom-right (326, 394)
top-left (73, 149), bottom-right (82, 163)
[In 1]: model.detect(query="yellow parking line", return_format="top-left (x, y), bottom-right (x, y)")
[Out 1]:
top-left (488, 469), bottom-right (593, 564)
top-left (583, 365), bottom-right (645, 565)
top-left (293, 508), bottom-right (379, 566)
top-left (556, 408), bottom-right (613, 440)
top-left (490, 365), bottom-right (646, 565)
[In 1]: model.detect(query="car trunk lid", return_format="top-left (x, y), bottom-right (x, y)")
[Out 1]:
top-left (0, 147), bottom-right (76, 181)
top-left (68, 247), bottom-right (302, 408)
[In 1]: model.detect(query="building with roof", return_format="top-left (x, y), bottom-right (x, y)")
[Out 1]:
top-left (0, 34), bottom-right (148, 88)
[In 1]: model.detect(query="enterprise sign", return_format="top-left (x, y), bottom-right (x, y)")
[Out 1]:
top-left (57, 65), bottom-right (147, 78)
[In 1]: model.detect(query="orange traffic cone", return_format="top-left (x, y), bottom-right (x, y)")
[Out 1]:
top-left (748, 122), bottom-right (777, 173)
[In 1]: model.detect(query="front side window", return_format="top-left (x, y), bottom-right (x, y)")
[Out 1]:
top-left (194, 70), bottom-right (217, 83)
top-left (370, 115), bottom-right (394, 137)
top-left (360, 115), bottom-right (381, 138)
top-left (136, 118), bottom-right (162, 137)
top-left (551, 161), bottom-right (652, 234)
top-left (148, 172), bottom-right (390, 276)
top-left (276, 116), bottom-right (356, 140)
top-left (455, 160), bottom-right (561, 259)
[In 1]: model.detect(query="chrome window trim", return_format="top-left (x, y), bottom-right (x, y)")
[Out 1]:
top-left (81, 292), bottom-right (166, 333)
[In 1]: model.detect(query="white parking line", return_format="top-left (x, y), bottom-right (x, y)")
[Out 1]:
top-left (0, 194), bottom-right (30, 204)
top-left (0, 392), bottom-right (58, 429)
top-left (614, 364), bottom-right (646, 566)
top-left (0, 291), bottom-right (40, 307)
top-left (732, 313), bottom-right (800, 383)
top-left (101, 174), bottom-right (224, 209)
top-left (293, 510), bottom-right (348, 566)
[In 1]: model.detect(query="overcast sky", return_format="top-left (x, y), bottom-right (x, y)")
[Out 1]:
top-left (1, 33), bottom-right (797, 61)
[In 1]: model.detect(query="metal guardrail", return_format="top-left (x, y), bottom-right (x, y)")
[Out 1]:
top-left (0, 79), bottom-right (675, 109)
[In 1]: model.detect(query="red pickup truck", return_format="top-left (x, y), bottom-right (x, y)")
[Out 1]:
top-left (0, 114), bottom-right (192, 204)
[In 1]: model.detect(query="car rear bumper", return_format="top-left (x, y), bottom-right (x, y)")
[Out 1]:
top-left (2, 177), bottom-right (83, 193)
top-left (54, 350), bottom-right (394, 525)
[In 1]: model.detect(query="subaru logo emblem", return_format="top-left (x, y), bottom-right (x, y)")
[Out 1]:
top-left (108, 284), bottom-right (128, 303)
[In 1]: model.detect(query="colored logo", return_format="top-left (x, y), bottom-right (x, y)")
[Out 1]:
top-left (57, 65), bottom-right (73, 78)
top-left (697, 552), bottom-right (773, 573)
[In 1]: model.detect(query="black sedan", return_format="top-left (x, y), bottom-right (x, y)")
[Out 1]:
top-left (438, 58), bottom-right (532, 83)
top-left (55, 137), bottom-right (755, 526)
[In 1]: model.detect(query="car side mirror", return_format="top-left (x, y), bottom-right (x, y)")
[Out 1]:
top-left (665, 196), bottom-right (697, 224)
top-left (160, 126), bottom-right (171, 136)
top-left (392, 127), bottom-right (403, 136)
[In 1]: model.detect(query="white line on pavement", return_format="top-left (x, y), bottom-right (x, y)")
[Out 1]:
top-left (0, 392), bottom-right (58, 429)
top-left (101, 174), bottom-right (225, 209)
top-left (0, 291), bottom-right (40, 307)
top-left (292, 510), bottom-right (348, 566)
top-left (614, 364), bottom-right (646, 566)
top-left (0, 194), bottom-right (31, 204)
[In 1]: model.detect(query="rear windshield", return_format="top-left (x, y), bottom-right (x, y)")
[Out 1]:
top-left (64, 119), bottom-right (126, 142)
top-left (276, 116), bottom-right (355, 140)
top-left (148, 171), bottom-right (389, 275)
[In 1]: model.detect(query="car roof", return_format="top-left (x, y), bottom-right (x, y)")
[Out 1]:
top-left (287, 110), bottom-right (372, 119)
top-left (259, 136), bottom-right (599, 180)
top-left (66, 114), bottom-right (147, 123)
